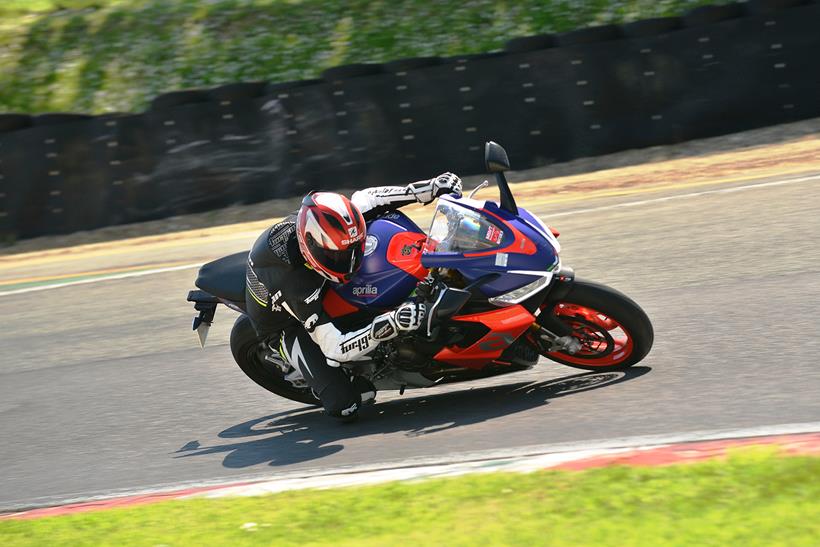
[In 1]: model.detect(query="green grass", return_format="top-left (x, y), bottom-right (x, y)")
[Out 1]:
top-left (2, 449), bottom-right (819, 546)
top-left (0, 0), bottom-right (726, 115)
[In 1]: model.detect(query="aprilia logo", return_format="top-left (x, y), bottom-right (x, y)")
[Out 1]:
top-left (352, 284), bottom-right (378, 297)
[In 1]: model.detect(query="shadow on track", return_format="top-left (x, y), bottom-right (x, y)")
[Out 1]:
top-left (175, 367), bottom-right (650, 469)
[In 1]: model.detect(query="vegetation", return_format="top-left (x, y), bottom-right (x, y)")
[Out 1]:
top-left (2, 449), bottom-right (819, 546)
top-left (0, 0), bottom-right (725, 114)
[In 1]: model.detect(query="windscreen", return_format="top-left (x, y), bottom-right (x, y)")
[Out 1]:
top-left (424, 200), bottom-right (505, 253)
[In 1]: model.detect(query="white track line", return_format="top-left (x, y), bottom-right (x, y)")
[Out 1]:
top-left (1, 173), bottom-right (818, 298)
top-left (3, 421), bottom-right (818, 512)
top-left (0, 262), bottom-right (203, 297)
top-left (547, 173), bottom-right (820, 218)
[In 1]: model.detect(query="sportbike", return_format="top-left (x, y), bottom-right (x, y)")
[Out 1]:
top-left (187, 142), bottom-right (654, 406)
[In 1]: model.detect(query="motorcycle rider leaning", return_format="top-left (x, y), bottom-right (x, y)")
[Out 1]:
top-left (245, 173), bottom-right (462, 421)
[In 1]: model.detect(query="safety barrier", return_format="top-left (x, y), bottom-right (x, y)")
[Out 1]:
top-left (1, 0), bottom-right (818, 240)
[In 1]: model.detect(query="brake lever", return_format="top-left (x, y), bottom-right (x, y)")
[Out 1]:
top-left (468, 180), bottom-right (490, 199)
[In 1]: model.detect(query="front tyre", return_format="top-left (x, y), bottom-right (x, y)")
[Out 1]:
top-left (230, 315), bottom-right (320, 406)
top-left (537, 279), bottom-right (654, 371)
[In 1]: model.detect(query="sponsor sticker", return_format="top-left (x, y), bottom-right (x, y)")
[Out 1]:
top-left (364, 235), bottom-right (378, 256)
top-left (340, 332), bottom-right (371, 354)
top-left (304, 286), bottom-right (322, 303)
top-left (486, 224), bottom-right (503, 244)
top-left (341, 232), bottom-right (364, 245)
top-left (373, 323), bottom-right (395, 339)
top-left (303, 313), bottom-right (319, 331)
top-left (270, 290), bottom-right (283, 312)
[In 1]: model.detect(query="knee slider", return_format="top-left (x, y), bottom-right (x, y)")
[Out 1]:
top-left (319, 384), bottom-right (361, 419)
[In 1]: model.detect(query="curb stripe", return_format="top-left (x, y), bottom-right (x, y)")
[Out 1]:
top-left (3, 421), bottom-right (819, 519)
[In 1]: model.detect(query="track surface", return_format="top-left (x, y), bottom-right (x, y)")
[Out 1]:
top-left (2, 173), bottom-right (820, 511)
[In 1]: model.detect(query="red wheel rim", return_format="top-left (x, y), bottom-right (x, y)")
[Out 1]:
top-left (546, 303), bottom-right (634, 367)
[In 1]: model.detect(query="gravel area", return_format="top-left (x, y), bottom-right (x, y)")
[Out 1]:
top-left (3, 117), bottom-right (818, 256)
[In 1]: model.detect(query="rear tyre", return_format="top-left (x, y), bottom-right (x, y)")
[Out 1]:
top-left (537, 280), bottom-right (654, 371)
top-left (230, 315), bottom-right (320, 406)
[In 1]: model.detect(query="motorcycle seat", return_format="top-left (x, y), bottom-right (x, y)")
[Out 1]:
top-left (195, 251), bottom-right (248, 304)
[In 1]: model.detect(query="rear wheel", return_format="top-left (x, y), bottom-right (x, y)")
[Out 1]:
top-left (536, 280), bottom-right (654, 371)
top-left (230, 315), bottom-right (320, 406)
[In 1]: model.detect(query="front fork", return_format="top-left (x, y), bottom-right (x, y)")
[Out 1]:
top-left (529, 323), bottom-right (582, 354)
top-left (528, 266), bottom-right (582, 355)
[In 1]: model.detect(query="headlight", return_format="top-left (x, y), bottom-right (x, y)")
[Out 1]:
top-left (488, 274), bottom-right (552, 306)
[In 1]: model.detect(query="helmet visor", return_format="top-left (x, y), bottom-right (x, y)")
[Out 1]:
top-left (306, 235), bottom-right (365, 277)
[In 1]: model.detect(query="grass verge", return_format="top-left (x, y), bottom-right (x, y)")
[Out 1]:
top-left (1, 448), bottom-right (819, 546)
top-left (0, 0), bottom-right (726, 114)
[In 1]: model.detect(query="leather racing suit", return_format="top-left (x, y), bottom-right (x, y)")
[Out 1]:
top-left (245, 174), bottom-right (461, 419)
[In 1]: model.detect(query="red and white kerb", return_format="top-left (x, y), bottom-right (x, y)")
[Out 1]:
top-left (296, 192), bottom-right (367, 283)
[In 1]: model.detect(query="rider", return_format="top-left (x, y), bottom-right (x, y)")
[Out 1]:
top-left (246, 173), bottom-right (462, 421)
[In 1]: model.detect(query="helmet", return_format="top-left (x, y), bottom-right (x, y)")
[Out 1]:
top-left (296, 192), bottom-right (366, 283)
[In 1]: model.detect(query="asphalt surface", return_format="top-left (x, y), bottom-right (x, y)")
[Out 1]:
top-left (1, 173), bottom-right (820, 511)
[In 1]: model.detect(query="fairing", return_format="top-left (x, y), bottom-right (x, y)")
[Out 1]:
top-left (422, 197), bottom-right (559, 298)
top-left (434, 305), bottom-right (535, 368)
top-left (330, 196), bottom-right (561, 370)
top-left (333, 211), bottom-right (428, 310)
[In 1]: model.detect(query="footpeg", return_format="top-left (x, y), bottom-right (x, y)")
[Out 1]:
top-left (284, 369), bottom-right (308, 388)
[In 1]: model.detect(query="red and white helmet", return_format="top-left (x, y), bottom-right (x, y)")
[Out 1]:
top-left (296, 192), bottom-right (367, 283)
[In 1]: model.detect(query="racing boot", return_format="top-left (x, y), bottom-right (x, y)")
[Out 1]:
top-left (352, 375), bottom-right (377, 407)
top-left (330, 376), bottom-right (376, 423)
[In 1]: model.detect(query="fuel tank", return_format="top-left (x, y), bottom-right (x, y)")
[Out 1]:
top-left (332, 211), bottom-right (428, 310)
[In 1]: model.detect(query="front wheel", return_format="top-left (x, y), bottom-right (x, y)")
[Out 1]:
top-left (536, 280), bottom-right (654, 371)
top-left (230, 315), bottom-right (320, 406)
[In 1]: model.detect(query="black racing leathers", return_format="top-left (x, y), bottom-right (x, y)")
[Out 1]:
top-left (244, 185), bottom-right (424, 417)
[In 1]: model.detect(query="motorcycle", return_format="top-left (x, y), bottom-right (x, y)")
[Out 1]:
top-left (186, 141), bottom-right (654, 406)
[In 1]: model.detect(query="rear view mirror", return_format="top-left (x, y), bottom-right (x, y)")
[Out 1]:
top-left (483, 141), bottom-right (518, 215)
top-left (485, 141), bottom-right (510, 173)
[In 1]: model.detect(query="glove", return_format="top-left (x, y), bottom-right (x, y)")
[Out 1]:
top-left (408, 172), bottom-right (463, 204)
top-left (395, 301), bottom-right (426, 331)
top-left (370, 301), bottom-right (427, 341)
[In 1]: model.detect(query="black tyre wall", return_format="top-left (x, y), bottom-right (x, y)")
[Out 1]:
top-left (2, 3), bottom-right (820, 241)
top-left (683, 3), bottom-right (744, 26)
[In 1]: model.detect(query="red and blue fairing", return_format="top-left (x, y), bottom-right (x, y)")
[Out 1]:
top-left (332, 211), bottom-right (428, 311)
top-left (333, 196), bottom-right (560, 312)
top-left (328, 194), bottom-right (563, 369)
top-left (333, 194), bottom-right (562, 308)
top-left (420, 196), bottom-right (561, 299)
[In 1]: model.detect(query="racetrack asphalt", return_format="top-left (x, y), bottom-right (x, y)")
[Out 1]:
top-left (1, 172), bottom-right (819, 511)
